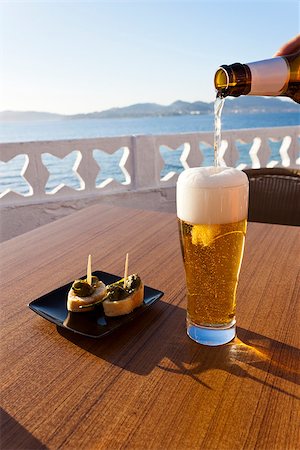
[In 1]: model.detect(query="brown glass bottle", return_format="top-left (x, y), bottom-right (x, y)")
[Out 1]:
top-left (214, 51), bottom-right (300, 103)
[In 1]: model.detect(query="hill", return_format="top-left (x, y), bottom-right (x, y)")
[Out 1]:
top-left (0, 110), bottom-right (64, 121)
top-left (0, 97), bottom-right (299, 121)
top-left (222, 96), bottom-right (299, 113)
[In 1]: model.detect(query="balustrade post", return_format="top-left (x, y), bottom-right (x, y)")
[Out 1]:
top-left (288, 128), bottom-right (300, 168)
top-left (132, 135), bottom-right (161, 190)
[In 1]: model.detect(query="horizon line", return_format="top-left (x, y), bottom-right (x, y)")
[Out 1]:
top-left (0, 96), bottom-right (295, 117)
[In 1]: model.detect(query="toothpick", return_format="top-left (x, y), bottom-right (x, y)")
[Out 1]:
top-left (87, 254), bottom-right (92, 285)
top-left (123, 253), bottom-right (129, 288)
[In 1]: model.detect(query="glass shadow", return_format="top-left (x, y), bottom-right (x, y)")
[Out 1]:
top-left (58, 301), bottom-right (299, 398)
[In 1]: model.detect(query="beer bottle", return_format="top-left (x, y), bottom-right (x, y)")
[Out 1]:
top-left (214, 51), bottom-right (300, 103)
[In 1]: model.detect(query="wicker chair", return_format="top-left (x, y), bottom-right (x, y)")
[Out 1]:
top-left (243, 168), bottom-right (300, 226)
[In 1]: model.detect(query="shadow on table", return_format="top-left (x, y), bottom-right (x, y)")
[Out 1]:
top-left (0, 408), bottom-right (48, 450)
top-left (58, 300), bottom-right (299, 398)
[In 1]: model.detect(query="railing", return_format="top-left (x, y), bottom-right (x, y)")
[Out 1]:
top-left (0, 126), bottom-right (299, 241)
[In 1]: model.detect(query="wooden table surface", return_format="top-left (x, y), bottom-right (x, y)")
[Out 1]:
top-left (1, 204), bottom-right (299, 450)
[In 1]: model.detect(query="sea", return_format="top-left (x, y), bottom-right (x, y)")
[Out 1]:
top-left (1, 111), bottom-right (299, 195)
top-left (1, 111), bottom-right (299, 143)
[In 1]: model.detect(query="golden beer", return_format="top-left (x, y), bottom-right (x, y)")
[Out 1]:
top-left (178, 218), bottom-right (247, 326)
top-left (176, 166), bottom-right (248, 345)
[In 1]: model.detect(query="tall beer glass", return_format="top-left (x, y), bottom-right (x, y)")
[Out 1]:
top-left (176, 166), bottom-right (249, 346)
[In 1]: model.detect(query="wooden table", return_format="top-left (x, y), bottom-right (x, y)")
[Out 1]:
top-left (1, 204), bottom-right (299, 450)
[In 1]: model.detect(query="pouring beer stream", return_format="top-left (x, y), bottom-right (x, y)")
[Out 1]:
top-left (214, 95), bottom-right (225, 167)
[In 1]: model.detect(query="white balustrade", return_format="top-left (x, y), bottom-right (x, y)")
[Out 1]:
top-left (0, 126), bottom-right (299, 241)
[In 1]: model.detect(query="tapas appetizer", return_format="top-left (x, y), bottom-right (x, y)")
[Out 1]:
top-left (67, 255), bottom-right (106, 312)
top-left (67, 254), bottom-right (144, 316)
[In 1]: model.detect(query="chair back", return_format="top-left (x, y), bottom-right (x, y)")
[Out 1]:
top-left (243, 168), bottom-right (300, 226)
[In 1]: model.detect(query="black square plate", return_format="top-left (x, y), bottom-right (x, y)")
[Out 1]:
top-left (28, 271), bottom-right (164, 338)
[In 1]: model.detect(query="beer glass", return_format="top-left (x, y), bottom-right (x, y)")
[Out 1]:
top-left (176, 166), bottom-right (249, 346)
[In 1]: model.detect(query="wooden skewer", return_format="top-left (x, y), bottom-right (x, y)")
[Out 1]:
top-left (87, 254), bottom-right (92, 285)
top-left (123, 253), bottom-right (129, 288)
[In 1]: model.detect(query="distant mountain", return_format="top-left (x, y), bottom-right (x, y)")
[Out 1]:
top-left (222, 96), bottom-right (300, 113)
top-left (70, 100), bottom-right (212, 119)
top-left (0, 110), bottom-right (64, 121)
top-left (0, 97), bottom-right (299, 122)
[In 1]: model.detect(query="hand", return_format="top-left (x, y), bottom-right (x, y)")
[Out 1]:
top-left (274, 34), bottom-right (300, 56)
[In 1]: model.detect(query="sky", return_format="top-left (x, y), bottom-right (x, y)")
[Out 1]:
top-left (0, 0), bottom-right (299, 114)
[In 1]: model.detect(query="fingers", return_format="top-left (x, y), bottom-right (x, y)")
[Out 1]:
top-left (274, 34), bottom-right (300, 56)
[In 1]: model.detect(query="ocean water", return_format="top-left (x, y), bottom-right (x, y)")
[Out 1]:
top-left (0, 111), bottom-right (299, 143)
top-left (0, 112), bottom-right (299, 196)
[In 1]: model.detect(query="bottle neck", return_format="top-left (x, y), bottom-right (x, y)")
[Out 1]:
top-left (215, 57), bottom-right (290, 97)
top-left (215, 63), bottom-right (251, 97)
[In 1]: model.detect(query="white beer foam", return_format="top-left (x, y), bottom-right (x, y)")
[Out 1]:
top-left (176, 166), bottom-right (249, 224)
